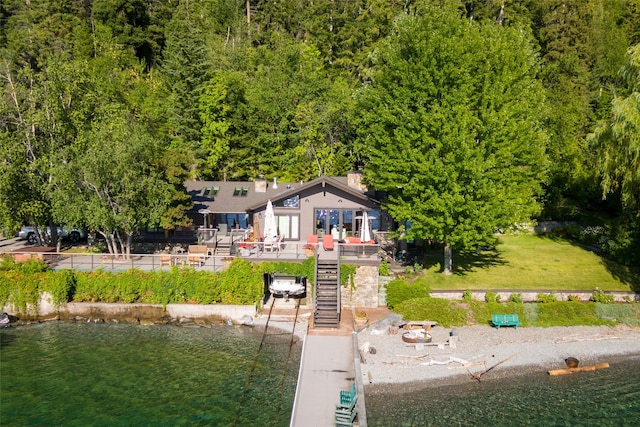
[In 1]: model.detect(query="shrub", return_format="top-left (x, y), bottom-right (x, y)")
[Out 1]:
top-left (395, 297), bottom-right (467, 327)
top-left (413, 262), bottom-right (423, 273)
top-left (378, 259), bottom-right (390, 276)
top-left (536, 291), bottom-right (557, 303)
top-left (596, 303), bottom-right (640, 327)
top-left (509, 293), bottom-right (523, 303)
top-left (462, 289), bottom-right (473, 301)
top-left (534, 301), bottom-right (613, 327)
top-left (567, 294), bottom-right (581, 302)
top-left (589, 288), bottom-right (615, 304)
top-left (485, 291), bottom-right (501, 303)
top-left (385, 279), bottom-right (430, 310)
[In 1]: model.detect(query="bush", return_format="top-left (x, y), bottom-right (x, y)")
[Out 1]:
top-left (534, 301), bottom-right (613, 327)
top-left (378, 259), bottom-right (390, 276)
top-left (462, 289), bottom-right (473, 301)
top-left (485, 291), bottom-right (501, 303)
top-left (509, 293), bottom-right (523, 303)
top-left (385, 279), bottom-right (430, 310)
top-left (596, 303), bottom-right (640, 327)
top-left (567, 294), bottom-right (581, 302)
top-left (395, 297), bottom-right (467, 327)
top-left (589, 288), bottom-right (615, 304)
top-left (536, 292), bottom-right (557, 303)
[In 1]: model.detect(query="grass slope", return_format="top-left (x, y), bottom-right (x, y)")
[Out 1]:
top-left (421, 234), bottom-right (640, 291)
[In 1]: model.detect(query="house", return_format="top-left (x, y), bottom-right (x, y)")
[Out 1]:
top-left (183, 172), bottom-right (395, 244)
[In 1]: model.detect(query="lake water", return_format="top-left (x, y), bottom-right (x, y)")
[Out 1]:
top-left (0, 322), bottom-right (301, 427)
top-left (5, 322), bottom-right (640, 427)
top-left (366, 355), bottom-right (640, 426)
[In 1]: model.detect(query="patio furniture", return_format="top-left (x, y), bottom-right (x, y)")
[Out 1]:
top-left (264, 235), bottom-right (283, 253)
top-left (322, 234), bottom-right (334, 251)
top-left (159, 254), bottom-right (173, 266)
top-left (187, 245), bottom-right (208, 267)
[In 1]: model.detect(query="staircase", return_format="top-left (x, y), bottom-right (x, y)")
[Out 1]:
top-left (314, 258), bottom-right (341, 328)
top-left (215, 239), bottom-right (232, 255)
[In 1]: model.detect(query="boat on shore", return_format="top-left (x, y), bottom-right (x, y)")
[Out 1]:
top-left (401, 329), bottom-right (432, 344)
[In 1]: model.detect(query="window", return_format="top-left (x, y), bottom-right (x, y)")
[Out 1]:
top-left (202, 186), bottom-right (219, 198)
top-left (278, 195), bottom-right (299, 208)
top-left (233, 187), bottom-right (249, 197)
top-left (275, 214), bottom-right (299, 239)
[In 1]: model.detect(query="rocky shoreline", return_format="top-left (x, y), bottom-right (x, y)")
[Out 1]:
top-left (357, 321), bottom-right (640, 392)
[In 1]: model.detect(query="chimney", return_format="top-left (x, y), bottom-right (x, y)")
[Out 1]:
top-left (347, 170), bottom-right (367, 191)
top-left (273, 177), bottom-right (278, 189)
top-left (255, 175), bottom-right (267, 193)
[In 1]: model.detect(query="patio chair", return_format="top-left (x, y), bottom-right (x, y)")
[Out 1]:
top-left (159, 254), bottom-right (172, 266)
top-left (266, 234), bottom-right (286, 253)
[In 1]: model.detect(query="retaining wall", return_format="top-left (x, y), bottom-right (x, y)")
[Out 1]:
top-left (2, 293), bottom-right (256, 323)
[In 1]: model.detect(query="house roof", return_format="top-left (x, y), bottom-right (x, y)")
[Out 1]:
top-left (184, 175), bottom-right (379, 214)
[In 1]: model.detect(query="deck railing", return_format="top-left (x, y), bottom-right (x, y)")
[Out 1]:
top-left (3, 241), bottom-right (381, 273)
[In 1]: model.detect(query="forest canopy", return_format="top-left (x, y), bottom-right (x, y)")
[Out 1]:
top-left (1, 0), bottom-right (639, 262)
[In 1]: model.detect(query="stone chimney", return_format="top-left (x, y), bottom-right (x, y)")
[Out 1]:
top-left (255, 175), bottom-right (267, 193)
top-left (347, 170), bottom-right (367, 191)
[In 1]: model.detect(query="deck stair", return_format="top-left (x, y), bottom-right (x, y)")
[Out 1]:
top-left (215, 239), bottom-right (232, 255)
top-left (313, 258), bottom-right (340, 328)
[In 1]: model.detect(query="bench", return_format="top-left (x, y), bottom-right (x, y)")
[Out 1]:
top-left (491, 314), bottom-right (521, 329)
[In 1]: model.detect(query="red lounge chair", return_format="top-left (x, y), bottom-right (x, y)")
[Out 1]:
top-left (307, 234), bottom-right (319, 245)
top-left (323, 234), bottom-right (334, 251)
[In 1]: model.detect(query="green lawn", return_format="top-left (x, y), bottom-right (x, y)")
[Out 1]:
top-left (418, 234), bottom-right (640, 291)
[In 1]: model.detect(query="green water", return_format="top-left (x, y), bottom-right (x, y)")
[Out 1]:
top-left (366, 356), bottom-right (640, 426)
top-left (1, 322), bottom-right (301, 427)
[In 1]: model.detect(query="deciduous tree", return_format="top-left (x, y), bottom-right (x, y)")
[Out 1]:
top-left (356, 4), bottom-right (548, 274)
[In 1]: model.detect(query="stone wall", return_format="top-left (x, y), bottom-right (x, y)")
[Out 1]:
top-left (2, 296), bottom-right (257, 323)
top-left (342, 265), bottom-right (379, 308)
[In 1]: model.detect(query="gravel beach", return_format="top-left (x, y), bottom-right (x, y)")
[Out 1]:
top-left (358, 322), bottom-right (640, 392)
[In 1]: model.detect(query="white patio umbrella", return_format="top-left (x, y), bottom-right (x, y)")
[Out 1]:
top-left (360, 211), bottom-right (371, 242)
top-left (263, 199), bottom-right (278, 242)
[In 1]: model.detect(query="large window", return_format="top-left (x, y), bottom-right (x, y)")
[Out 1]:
top-left (275, 214), bottom-right (299, 239)
top-left (315, 208), bottom-right (377, 240)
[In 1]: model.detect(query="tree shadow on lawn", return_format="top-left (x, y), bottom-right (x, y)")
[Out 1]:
top-left (600, 258), bottom-right (640, 291)
top-left (418, 243), bottom-right (507, 275)
top-left (537, 233), bottom-right (640, 291)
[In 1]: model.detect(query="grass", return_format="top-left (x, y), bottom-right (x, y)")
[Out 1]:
top-left (415, 233), bottom-right (640, 291)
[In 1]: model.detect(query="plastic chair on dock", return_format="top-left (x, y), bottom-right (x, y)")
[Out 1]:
top-left (334, 383), bottom-right (357, 426)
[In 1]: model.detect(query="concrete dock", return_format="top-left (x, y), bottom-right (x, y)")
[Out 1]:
top-left (285, 306), bottom-right (392, 427)
top-left (290, 333), bottom-right (355, 427)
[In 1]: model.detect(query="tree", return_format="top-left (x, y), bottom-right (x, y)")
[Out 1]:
top-left (356, 3), bottom-right (548, 274)
top-left (589, 43), bottom-right (640, 216)
top-left (51, 107), bottom-right (174, 257)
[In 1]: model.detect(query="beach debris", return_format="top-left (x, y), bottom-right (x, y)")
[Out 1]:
top-left (555, 335), bottom-right (623, 344)
top-left (420, 356), bottom-right (471, 366)
top-left (396, 353), bottom-right (431, 359)
top-left (548, 362), bottom-right (609, 376)
top-left (565, 357), bottom-right (580, 368)
top-left (467, 353), bottom-right (519, 382)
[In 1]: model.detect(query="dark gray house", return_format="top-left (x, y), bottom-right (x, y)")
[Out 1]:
top-left (183, 172), bottom-right (395, 243)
